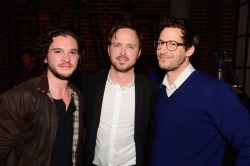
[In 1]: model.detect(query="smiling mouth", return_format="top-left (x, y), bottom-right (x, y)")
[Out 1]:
top-left (158, 55), bottom-right (172, 60)
top-left (117, 56), bottom-right (129, 63)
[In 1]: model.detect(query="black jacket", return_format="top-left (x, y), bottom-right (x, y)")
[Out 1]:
top-left (81, 68), bottom-right (160, 166)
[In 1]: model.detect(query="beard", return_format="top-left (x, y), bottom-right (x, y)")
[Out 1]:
top-left (47, 63), bottom-right (75, 80)
top-left (110, 56), bottom-right (135, 73)
top-left (159, 55), bottom-right (186, 72)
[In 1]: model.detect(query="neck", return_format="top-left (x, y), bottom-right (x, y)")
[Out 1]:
top-left (167, 61), bottom-right (189, 84)
top-left (47, 71), bottom-right (73, 111)
top-left (109, 67), bottom-right (134, 87)
top-left (47, 71), bottom-right (70, 99)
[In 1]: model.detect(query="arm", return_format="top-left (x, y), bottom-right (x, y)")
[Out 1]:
top-left (0, 91), bottom-right (24, 160)
top-left (211, 83), bottom-right (250, 165)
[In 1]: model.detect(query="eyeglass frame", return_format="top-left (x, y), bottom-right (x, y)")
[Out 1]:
top-left (154, 40), bottom-right (186, 51)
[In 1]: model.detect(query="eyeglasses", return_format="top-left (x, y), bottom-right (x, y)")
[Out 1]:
top-left (154, 40), bottom-right (186, 51)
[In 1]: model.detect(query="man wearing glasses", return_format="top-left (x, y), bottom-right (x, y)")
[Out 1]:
top-left (151, 17), bottom-right (250, 166)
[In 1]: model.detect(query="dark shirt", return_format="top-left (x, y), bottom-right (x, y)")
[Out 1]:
top-left (51, 98), bottom-right (75, 166)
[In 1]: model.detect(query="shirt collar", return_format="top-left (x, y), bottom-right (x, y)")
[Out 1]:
top-left (162, 63), bottom-right (195, 89)
top-left (107, 70), bottom-right (135, 89)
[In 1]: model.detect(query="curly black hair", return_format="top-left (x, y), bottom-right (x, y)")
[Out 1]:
top-left (35, 24), bottom-right (82, 70)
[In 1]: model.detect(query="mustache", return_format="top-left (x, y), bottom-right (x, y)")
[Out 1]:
top-left (158, 53), bottom-right (172, 58)
top-left (58, 62), bottom-right (73, 67)
top-left (116, 55), bottom-right (129, 60)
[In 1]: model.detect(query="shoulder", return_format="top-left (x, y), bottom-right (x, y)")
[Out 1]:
top-left (0, 77), bottom-right (42, 104)
top-left (191, 70), bottom-right (222, 85)
top-left (80, 68), bottom-right (109, 92)
top-left (135, 73), bottom-right (160, 89)
top-left (191, 70), bottom-right (235, 96)
top-left (82, 68), bottom-right (109, 83)
top-left (14, 77), bottom-right (41, 93)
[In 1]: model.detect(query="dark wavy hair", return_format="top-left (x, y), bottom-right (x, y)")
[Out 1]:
top-left (158, 17), bottom-right (199, 51)
top-left (35, 24), bottom-right (82, 70)
top-left (107, 20), bottom-right (143, 49)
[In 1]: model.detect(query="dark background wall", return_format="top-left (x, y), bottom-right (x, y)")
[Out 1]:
top-left (0, 0), bottom-right (238, 93)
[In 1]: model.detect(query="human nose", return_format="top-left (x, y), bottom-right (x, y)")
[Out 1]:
top-left (63, 53), bottom-right (71, 62)
top-left (120, 45), bottom-right (127, 55)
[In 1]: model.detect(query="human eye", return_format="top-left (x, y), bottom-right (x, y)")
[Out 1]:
top-left (157, 41), bottom-right (164, 46)
top-left (168, 41), bottom-right (177, 47)
top-left (127, 44), bottom-right (136, 49)
top-left (54, 49), bottom-right (62, 54)
top-left (70, 50), bottom-right (78, 55)
top-left (113, 43), bottom-right (121, 48)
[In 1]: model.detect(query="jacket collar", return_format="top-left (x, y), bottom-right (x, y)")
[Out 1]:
top-left (36, 71), bottom-right (81, 96)
top-left (37, 71), bottom-right (50, 95)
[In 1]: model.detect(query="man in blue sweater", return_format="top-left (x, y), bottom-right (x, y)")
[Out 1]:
top-left (151, 17), bottom-right (250, 166)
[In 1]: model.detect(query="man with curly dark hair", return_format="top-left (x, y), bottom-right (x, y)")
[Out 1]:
top-left (0, 25), bottom-right (85, 166)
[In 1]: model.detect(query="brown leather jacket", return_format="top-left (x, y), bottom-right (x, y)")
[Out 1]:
top-left (0, 72), bottom-right (85, 166)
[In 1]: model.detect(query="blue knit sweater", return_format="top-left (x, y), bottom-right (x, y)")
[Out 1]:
top-left (151, 70), bottom-right (250, 166)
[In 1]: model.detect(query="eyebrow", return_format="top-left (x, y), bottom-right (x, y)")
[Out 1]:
top-left (51, 48), bottom-right (78, 52)
top-left (112, 42), bottom-right (137, 46)
top-left (70, 49), bottom-right (79, 52)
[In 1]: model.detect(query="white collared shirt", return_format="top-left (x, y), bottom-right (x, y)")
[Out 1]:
top-left (93, 75), bottom-right (136, 166)
top-left (162, 63), bottom-right (195, 97)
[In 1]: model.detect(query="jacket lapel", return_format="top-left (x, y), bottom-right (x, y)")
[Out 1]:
top-left (134, 74), bottom-right (144, 141)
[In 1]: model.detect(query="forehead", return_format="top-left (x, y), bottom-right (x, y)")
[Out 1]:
top-left (159, 27), bottom-right (183, 41)
top-left (112, 28), bottom-right (139, 42)
top-left (50, 35), bottom-right (78, 47)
